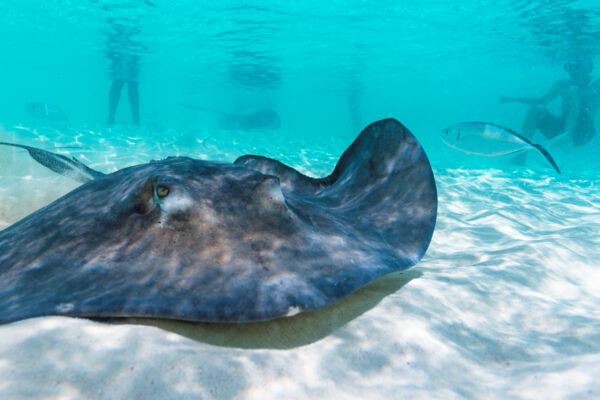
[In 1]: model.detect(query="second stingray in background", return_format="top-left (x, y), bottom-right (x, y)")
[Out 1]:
top-left (180, 104), bottom-right (281, 131)
top-left (440, 122), bottom-right (561, 174)
top-left (25, 102), bottom-right (69, 131)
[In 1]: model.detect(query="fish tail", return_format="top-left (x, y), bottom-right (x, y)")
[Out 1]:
top-left (532, 143), bottom-right (561, 174)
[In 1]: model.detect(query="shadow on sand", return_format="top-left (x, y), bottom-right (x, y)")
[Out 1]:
top-left (107, 269), bottom-right (421, 349)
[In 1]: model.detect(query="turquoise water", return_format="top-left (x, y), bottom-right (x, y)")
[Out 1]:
top-left (1, 1), bottom-right (600, 399)
top-left (1, 0), bottom-right (599, 174)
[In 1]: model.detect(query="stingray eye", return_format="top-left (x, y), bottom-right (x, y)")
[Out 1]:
top-left (156, 185), bottom-right (170, 198)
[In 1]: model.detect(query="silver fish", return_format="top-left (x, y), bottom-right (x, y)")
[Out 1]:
top-left (441, 122), bottom-right (561, 174)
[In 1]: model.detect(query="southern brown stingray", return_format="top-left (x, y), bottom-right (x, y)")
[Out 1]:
top-left (180, 103), bottom-right (281, 131)
top-left (0, 118), bottom-right (437, 324)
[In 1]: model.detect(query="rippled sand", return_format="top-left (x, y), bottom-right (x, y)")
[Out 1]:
top-left (0, 125), bottom-right (599, 399)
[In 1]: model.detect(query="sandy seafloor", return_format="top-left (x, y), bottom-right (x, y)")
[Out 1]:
top-left (0, 124), bottom-right (599, 400)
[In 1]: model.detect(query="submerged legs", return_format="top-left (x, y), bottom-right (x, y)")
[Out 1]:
top-left (128, 82), bottom-right (140, 125)
top-left (108, 80), bottom-right (125, 125)
top-left (108, 79), bottom-right (140, 125)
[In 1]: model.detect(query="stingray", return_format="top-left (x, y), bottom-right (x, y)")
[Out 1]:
top-left (25, 102), bottom-right (69, 131)
top-left (180, 103), bottom-right (281, 130)
top-left (0, 118), bottom-right (437, 324)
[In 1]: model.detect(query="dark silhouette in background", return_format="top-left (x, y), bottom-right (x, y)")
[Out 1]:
top-left (105, 16), bottom-right (144, 125)
top-left (500, 58), bottom-right (600, 148)
top-left (180, 104), bottom-right (281, 131)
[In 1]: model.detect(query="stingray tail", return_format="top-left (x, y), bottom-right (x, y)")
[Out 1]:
top-left (0, 141), bottom-right (105, 183)
top-left (531, 143), bottom-right (561, 174)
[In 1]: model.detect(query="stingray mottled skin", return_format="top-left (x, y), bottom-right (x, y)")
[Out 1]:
top-left (0, 119), bottom-right (437, 323)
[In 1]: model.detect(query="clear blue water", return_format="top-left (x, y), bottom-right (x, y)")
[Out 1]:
top-left (1, 2), bottom-right (600, 399)
top-left (1, 0), bottom-right (599, 175)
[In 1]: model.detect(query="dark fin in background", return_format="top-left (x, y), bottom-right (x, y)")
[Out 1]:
top-left (531, 143), bottom-right (561, 174)
top-left (0, 142), bottom-right (105, 183)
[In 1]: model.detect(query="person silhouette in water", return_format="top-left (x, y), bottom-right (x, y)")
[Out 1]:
top-left (500, 58), bottom-right (600, 149)
top-left (105, 17), bottom-right (143, 125)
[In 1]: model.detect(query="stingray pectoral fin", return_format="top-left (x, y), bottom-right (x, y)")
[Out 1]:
top-left (327, 118), bottom-right (438, 261)
top-left (239, 118), bottom-right (438, 264)
top-left (532, 143), bottom-right (561, 174)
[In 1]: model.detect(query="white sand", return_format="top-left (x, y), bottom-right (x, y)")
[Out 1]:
top-left (0, 126), bottom-right (599, 399)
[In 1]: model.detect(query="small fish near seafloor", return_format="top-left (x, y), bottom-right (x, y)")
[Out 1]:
top-left (440, 121), bottom-right (561, 174)
top-left (0, 118), bottom-right (437, 324)
top-left (25, 102), bottom-right (69, 131)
